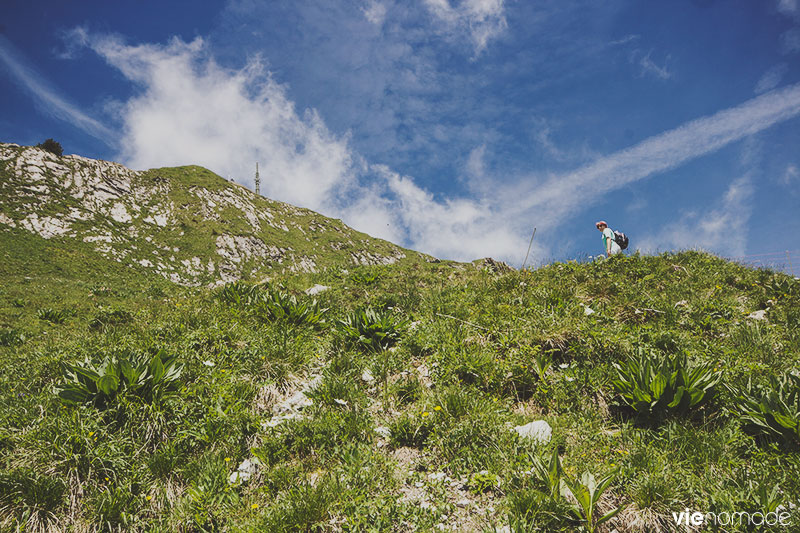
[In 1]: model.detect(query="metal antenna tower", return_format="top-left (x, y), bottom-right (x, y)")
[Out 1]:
top-left (254, 162), bottom-right (260, 195)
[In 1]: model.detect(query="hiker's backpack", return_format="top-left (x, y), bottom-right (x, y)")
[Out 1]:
top-left (613, 230), bottom-right (629, 250)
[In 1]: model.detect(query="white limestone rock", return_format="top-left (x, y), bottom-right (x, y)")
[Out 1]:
top-left (514, 420), bottom-right (552, 444)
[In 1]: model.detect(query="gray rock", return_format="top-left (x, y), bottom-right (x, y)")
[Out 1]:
top-left (514, 420), bottom-right (552, 444)
top-left (305, 284), bottom-right (330, 295)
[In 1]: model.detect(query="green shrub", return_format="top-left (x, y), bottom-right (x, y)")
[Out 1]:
top-left (611, 348), bottom-right (721, 423)
top-left (36, 138), bottom-right (63, 156)
top-left (560, 470), bottom-right (623, 533)
top-left (57, 349), bottom-right (183, 408)
top-left (506, 449), bottom-right (621, 533)
top-left (727, 373), bottom-right (800, 447)
top-left (338, 307), bottom-right (408, 351)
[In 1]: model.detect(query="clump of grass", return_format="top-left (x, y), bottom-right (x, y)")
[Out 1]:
top-left (0, 469), bottom-right (66, 531)
top-left (89, 308), bottom-right (134, 331)
top-left (37, 308), bottom-right (67, 324)
top-left (216, 281), bottom-right (262, 307)
top-left (0, 328), bottom-right (25, 346)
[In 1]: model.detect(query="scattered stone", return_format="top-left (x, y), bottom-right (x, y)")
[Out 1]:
top-left (514, 420), bottom-right (552, 444)
top-left (747, 310), bottom-right (768, 321)
top-left (305, 284), bottom-right (330, 295)
top-left (428, 471), bottom-right (449, 482)
top-left (228, 457), bottom-right (261, 484)
top-left (361, 368), bottom-right (375, 383)
top-left (374, 426), bottom-right (391, 438)
top-left (456, 499), bottom-right (471, 508)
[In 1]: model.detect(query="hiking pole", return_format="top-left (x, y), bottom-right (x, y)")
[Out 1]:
top-left (520, 227), bottom-right (536, 271)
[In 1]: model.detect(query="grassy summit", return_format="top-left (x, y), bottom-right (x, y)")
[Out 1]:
top-left (1, 247), bottom-right (799, 531)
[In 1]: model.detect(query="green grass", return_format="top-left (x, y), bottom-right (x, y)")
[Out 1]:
top-left (2, 209), bottom-right (800, 532)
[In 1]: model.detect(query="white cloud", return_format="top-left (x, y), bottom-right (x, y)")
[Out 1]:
top-left (74, 32), bottom-right (525, 261)
top-left (637, 176), bottom-right (753, 257)
top-left (755, 63), bottom-right (788, 94)
top-left (361, 0), bottom-right (388, 26)
top-left (379, 165), bottom-right (527, 260)
top-left (81, 34), bottom-right (354, 211)
top-left (423, 0), bottom-right (508, 54)
top-left (0, 34), bottom-right (116, 143)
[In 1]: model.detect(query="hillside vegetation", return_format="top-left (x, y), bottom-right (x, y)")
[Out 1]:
top-left (1, 245), bottom-right (799, 531)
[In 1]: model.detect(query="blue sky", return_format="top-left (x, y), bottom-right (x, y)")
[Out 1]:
top-left (1, 0), bottom-right (799, 267)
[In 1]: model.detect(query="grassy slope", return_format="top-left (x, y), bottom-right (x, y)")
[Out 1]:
top-left (1, 239), bottom-right (800, 531)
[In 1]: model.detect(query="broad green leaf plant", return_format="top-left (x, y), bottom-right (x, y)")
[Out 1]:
top-left (611, 348), bottom-right (721, 424)
top-left (727, 373), bottom-right (800, 447)
top-left (57, 349), bottom-right (183, 408)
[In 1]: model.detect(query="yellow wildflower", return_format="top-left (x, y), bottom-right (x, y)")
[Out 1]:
top-left (422, 411), bottom-right (430, 417)
top-left (434, 406), bottom-right (442, 411)
top-left (251, 503), bottom-right (259, 509)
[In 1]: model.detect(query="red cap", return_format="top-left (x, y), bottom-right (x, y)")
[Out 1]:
top-left (595, 220), bottom-right (607, 228)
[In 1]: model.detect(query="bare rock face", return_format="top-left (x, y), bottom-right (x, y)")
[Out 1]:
top-left (475, 257), bottom-right (513, 273)
top-left (0, 143), bottom-right (423, 285)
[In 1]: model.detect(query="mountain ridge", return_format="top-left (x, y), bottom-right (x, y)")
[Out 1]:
top-left (0, 142), bottom-right (435, 286)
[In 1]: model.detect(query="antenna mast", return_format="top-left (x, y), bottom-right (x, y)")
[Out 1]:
top-left (254, 162), bottom-right (260, 195)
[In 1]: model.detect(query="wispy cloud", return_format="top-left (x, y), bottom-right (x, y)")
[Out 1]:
top-left (0, 35), bottom-right (116, 143)
top-left (778, 0), bottom-right (798, 16)
top-left (423, 0), bottom-right (508, 55)
top-left (783, 164), bottom-right (799, 186)
top-left (635, 50), bottom-right (672, 80)
top-left (782, 28), bottom-right (800, 54)
top-left (637, 176), bottom-right (754, 257)
top-left (79, 33), bottom-right (355, 212)
top-left (361, 0), bottom-right (389, 26)
top-left (510, 83), bottom-right (800, 230)
top-left (755, 63), bottom-right (788, 94)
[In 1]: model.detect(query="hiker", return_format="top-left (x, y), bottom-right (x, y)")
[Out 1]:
top-left (595, 221), bottom-right (621, 257)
